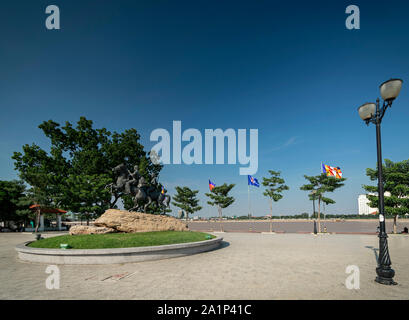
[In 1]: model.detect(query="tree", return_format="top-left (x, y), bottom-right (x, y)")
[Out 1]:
top-left (0, 180), bottom-right (31, 228)
top-left (12, 143), bottom-right (66, 220)
top-left (262, 170), bottom-right (289, 231)
top-left (363, 159), bottom-right (409, 234)
top-left (64, 174), bottom-right (111, 225)
top-left (205, 183), bottom-right (235, 230)
top-left (36, 117), bottom-right (162, 208)
top-left (300, 173), bottom-right (346, 233)
top-left (13, 117), bottom-right (162, 220)
top-left (172, 187), bottom-right (202, 222)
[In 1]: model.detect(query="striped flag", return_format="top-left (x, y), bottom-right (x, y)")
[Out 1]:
top-left (209, 180), bottom-right (215, 191)
top-left (322, 163), bottom-right (343, 179)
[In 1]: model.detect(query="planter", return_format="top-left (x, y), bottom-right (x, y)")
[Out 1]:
top-left (15, 235), bottom-right (223, 265)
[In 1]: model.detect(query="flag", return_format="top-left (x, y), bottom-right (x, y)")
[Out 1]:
top-left (322, 163), bottom-right (343, 179)
top-left (209, 180), bottom-right (215, 191)
top-left (248, 175), bottom-right (260, 187)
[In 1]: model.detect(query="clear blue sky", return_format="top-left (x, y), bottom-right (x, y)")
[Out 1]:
top-left (1, 0), bottom-right (408, 217)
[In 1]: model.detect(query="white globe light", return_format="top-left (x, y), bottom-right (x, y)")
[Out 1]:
top-left (358, 103), bottom-right (376, 121)
top-left (380, 79), bottom-right (403, 101)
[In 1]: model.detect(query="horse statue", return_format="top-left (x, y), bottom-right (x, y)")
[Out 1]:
top-left (140, 186), bottom-right (171, 214)
top-left (105, 163), bottom-right (130, 194)
top-left (106, 163), bottom-right (171, 214)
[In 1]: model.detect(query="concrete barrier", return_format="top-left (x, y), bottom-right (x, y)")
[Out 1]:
top-left (15, 235), bottom-right (223, 265)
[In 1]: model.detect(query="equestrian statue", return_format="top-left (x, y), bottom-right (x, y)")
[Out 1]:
top-left (106, 163), bottom-right (171, 213)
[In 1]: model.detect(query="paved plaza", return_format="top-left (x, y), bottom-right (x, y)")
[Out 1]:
top-left (0, 232), bottom-right (408, 300)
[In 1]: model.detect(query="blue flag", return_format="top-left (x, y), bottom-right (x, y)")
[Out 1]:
top-left (248, 175), bottom-right (260, 187)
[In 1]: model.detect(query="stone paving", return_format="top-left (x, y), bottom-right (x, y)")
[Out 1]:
top-left (0, 232), bottom-right (408, 300)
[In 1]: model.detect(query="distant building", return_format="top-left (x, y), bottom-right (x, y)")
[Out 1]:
top-left (358, 194), bottom-right (378, 215)
top-left (358, 192), bottom-right (391, 215)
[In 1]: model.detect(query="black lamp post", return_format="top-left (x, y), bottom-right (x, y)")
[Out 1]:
top-left (358, 78), bottom-right (403, 285)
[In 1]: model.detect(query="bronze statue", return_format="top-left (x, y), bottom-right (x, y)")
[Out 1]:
top-left (106, 163), bottom-right (170, 213)
top-left (124, 165), bottom-right (140, 195)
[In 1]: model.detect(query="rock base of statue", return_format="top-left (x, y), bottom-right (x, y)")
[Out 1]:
top-left (69, 225), bottom-right (116, 235)
top-left (69, 209), bottom-right (188, 235)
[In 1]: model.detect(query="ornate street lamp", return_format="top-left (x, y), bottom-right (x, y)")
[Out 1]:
top-left (357, 78), bottom-right (403, 285)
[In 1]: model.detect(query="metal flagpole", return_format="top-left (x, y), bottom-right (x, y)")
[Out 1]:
top-left (319, 162), bottom-right (323, 233)
top-left (248, 184), bottom-right (251, 219)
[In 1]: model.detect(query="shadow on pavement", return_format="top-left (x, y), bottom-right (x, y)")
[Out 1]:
top-left (211, 241), bottom-right (230, 252)
top-left (365, 245), bottom-right (379, 263)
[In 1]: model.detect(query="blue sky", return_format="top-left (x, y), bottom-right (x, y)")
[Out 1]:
top-left (1, 0), bottom-right (408, 217)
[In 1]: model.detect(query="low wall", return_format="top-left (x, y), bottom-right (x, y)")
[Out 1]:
top-left (16, 236), bottom-right (223, 265)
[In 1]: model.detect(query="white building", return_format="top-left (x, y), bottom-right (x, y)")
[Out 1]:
top-left (358, 194), bottom-right (378, 215)
top-left (358, 192), bottom-right (391, 215)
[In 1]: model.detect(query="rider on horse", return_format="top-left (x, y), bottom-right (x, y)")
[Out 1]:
top-left (108, 163), bottom-right (170, 213)
top-left (124, 165), bottom-right (140, 195)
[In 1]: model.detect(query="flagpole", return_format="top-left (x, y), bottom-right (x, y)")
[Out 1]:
top-left (319, 162), bottom-right (323, 233)
top-left (248, 184), bottom-right (251, 220)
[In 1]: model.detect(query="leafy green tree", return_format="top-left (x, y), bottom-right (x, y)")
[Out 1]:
top-left (0, 180), bottom-right (31, 228)
top-left (172, 187), bottom-right (202, 222)
top-left (64, 174), bottom-right (111, 225)
top-left (13, 117), bottom-right (162, 220)
top-left (262, 170), bottom-right (289, 216)
top-left (122, 195), bottom-right (135, 211)
top-left (363, 159), bottom-right (409, 234)
top-left (205, 183), bottom-right (235, 224)
top-left (300, 173), bottom-right (346, 233)
top-left (12, 143), bottom-right (65, 212)
top-left (36, 117), bottom-right (162, 208)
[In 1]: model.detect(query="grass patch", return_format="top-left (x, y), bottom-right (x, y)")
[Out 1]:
top-left (27, 231), bottom-right (216, 249)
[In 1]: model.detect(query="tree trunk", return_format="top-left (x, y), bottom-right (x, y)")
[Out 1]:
top-left (218, 205), bottom-right (223, 232)
top-left (35, 208), bottom-right (41, 233)
top-left (393, 215), bottom-right (397, 234)
top-left (269, 198), bottom-right (273, 232)
top-left (312, 197), bottom-right (316, 219)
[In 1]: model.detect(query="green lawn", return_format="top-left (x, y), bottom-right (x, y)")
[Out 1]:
top-left (28, 231), bottom-right (215, 249)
